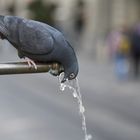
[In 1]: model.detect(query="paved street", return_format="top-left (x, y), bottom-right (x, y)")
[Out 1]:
top-left (0, 45), bottom-right (140, 140)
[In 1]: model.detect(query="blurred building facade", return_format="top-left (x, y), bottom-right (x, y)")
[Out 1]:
top-left (0, 0), bottom-right (140, 57)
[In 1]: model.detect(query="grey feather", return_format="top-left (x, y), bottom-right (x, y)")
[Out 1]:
top-left (18, 20), bottom-right (54, 55)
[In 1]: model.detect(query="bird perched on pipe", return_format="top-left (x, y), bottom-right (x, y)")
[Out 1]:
top-left (0, 15), bottom-right (79, 83)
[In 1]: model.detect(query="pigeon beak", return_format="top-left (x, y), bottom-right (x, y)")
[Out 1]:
top-left (61, 73), bottom-right (67, 83)
top-left (61, 77), bottom-right (67, 83)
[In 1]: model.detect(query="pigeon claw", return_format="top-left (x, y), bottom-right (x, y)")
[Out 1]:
top-left (24, 57), bottom-right (37, 70)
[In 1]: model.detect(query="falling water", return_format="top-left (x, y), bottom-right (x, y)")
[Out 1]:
top-left (58, 73), bottom-right (92, 140)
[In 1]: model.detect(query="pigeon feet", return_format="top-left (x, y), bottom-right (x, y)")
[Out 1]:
top-left (24, 57), bottom-right (37, 70)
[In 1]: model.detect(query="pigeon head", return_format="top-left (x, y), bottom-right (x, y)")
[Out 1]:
top-left (61, 61), bottom-right (79, 83)
top-left (60, 41), bottom-right (79, 83)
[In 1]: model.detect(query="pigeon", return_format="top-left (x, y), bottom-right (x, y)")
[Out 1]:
top-left (0, 15), bottom-right (79, 82)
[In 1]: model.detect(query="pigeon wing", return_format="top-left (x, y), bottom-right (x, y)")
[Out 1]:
top-left (19, 20), bottom-right (54, 55)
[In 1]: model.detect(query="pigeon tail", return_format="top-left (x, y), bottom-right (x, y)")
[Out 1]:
top-left (0, 16), bottom-right (9, 37)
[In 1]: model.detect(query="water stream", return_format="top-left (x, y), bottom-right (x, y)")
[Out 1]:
top-left (58, 73), bottom-right (92, 140)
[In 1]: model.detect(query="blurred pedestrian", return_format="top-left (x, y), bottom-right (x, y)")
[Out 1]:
top-left (72, 0), bottom-right (86, 51)
top-left (130, 25), bottom-right (140, 78)
top-left (107, 26), bottom-right (130, 79)
top-left (28, 0), bottom-right (58, 27)
top-left (7, 0), bottom-right (16, 15)
top-left (74, 0), bottom-right (85, 35)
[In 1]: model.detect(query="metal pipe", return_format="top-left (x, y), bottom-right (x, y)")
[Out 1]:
top-left (0, 62), bottom-right (63, 75)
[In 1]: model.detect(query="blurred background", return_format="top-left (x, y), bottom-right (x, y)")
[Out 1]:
top-left (0, 0), bottom-right (140, 140)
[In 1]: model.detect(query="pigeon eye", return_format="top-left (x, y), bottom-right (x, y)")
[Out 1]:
top-left (69, 73), bottom-right (75, 79)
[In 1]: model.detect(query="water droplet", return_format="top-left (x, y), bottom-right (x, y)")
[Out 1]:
top-left (60, 83), bottom-right (66, 91)
top-left (80, 105), bottom-right (85, 113)
top-left (86, 134), bottom-right (92, 140)
top-left (73, 91), bottom-right (77, 98)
